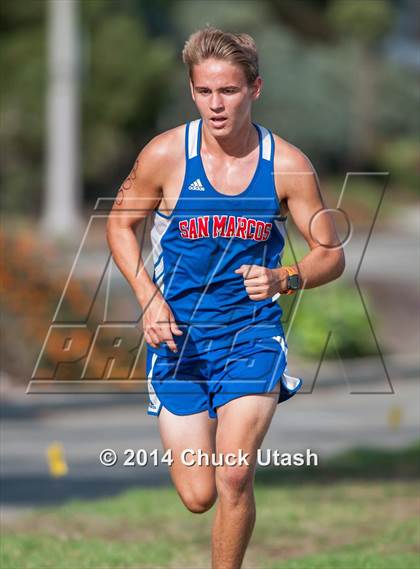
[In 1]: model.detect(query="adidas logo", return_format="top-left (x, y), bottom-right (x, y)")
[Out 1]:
top-left (188, 178), bottom-right (205, 191)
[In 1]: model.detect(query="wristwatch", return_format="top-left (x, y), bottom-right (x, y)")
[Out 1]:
top-left (283, 267), bottom-right (302, 295)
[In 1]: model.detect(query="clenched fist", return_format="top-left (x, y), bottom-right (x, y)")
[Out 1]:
top-left (235, 264), bottom-right (288, 300)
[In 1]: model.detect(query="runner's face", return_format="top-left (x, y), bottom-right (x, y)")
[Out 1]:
top-left (190, 58), bottom-right (261, 136)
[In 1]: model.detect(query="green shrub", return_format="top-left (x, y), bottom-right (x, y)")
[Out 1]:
top-left (279, 239), bottom-right (378, 360)
top-left (376, 138), bottom-right (420, 194)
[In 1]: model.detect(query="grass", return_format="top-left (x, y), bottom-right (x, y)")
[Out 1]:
top-left (1, 444), bottom-right (419, 569)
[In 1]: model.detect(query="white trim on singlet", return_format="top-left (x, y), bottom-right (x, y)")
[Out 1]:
top-left (150, 212), bottom-right (172, 295)
top-left (257, 125), bottom-right (272, 161)
top-left (273, 217), bottom-right (286, 242)
top-left (189, 119), bottom-right (271, 161)
top-left (154, 256), bottom-right (164, 279)
top-left (271, 217), bottom-right (287, 302)
top-left (188, 119), bottom-right (200, 159)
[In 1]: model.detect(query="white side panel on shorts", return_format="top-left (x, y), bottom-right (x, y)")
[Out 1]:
top-left (272, 335), bottom-right (302, 391)
top-left (272, 334), bottom-right (287, 353)
top-left (147, 352), bottom-right (161, 414)
top-left (281, 370), bottom-right (301, 391)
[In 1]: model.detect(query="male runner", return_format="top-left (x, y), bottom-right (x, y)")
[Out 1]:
top-left (107, 27), bottom-right (344, 569)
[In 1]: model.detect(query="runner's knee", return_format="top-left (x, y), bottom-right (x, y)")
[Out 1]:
top-left (179, 486), bottom-right (217, 514)
top-left (215, 465), bottom-right (254, 503)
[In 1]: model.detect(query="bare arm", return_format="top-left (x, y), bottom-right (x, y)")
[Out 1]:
top-left (275, 141), bottom-right (345, 289)
top-left (106, 147), bottom-right (158, 307)
top-left (106, 131), bottom-right (183, 352)
top-left (236, 139), bottom-right (345, 300)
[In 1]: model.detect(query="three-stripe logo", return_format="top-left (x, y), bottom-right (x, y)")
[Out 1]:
top-left (188, 178), bottom-right (205, 191)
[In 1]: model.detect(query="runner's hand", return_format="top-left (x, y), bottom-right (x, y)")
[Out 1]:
top-left (142, 293), bottom-right (183, 352)
top-left (235, 264), bottom-right (288, 300)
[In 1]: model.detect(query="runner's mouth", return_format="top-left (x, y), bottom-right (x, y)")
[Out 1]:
top-left (210, 117), bottom-right (228, 127)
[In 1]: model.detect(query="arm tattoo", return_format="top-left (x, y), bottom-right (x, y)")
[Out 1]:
top-left (115, 158), bottom-right (139, 206)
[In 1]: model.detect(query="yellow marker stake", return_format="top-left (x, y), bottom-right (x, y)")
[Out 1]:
top-left (47, 442), bottom-right (68, 478)
top-left (388, 405), bottom-right (402, 431)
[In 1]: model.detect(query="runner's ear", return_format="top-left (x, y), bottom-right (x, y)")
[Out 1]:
top-left (189, 79), bottom-right (196, 102)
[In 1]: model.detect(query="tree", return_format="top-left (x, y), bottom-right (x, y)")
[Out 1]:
top-left (327, 0), bottom-right (394, 164)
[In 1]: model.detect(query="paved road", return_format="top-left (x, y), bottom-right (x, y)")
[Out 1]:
top-left (1, 372), bottom-right (418, 514)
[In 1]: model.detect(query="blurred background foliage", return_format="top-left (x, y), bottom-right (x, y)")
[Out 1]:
top-left (283, 282), bottom-right (379, 359)
top-left (281, 240), bottom-right (379, 360)
top-left (0, 0), bottom-right (418, 375)
top-left (1, 0), bottom-right (418, 213)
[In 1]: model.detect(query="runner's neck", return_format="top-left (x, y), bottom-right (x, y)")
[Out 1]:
top-left (200, 118), bottom-right (257, 160)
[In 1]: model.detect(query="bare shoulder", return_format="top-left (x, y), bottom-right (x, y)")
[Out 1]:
top-left (272, 134), bottom-right (315, 176)
top-left (113, 124), bottom-right (185, 209)
top-left (272, 133), bottom-right (320, 209)
top-left (274, 135), bottom-right (324, 217)
top-left (137, 124), bottom-right (185, 178)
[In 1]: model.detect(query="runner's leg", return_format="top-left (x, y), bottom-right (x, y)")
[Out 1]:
top-left (211, 381), bottom-right (280, 569)
top-left (158, 406), bottom-right (218, 513)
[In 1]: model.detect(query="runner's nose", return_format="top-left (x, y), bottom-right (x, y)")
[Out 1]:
top-left (210, 93), bottom-right (224, 112)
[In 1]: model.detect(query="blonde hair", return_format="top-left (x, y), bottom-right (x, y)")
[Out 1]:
top-left (182, 26), bottom-right (259, 84)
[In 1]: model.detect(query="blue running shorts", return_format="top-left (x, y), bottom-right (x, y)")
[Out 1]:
top-left (146, 335), bottom-right (303, 418)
